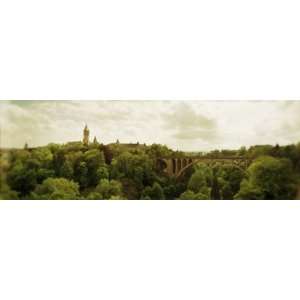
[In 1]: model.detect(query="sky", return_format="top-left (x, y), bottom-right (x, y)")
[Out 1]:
top-left (0, 100), bottom-right (300, 152)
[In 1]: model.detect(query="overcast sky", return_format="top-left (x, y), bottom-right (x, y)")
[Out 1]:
top-left (1, 100), bottom-right (299, 151)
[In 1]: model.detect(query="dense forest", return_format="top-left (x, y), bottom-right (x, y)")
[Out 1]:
top-left (0, 141), bottom-right (300, 200)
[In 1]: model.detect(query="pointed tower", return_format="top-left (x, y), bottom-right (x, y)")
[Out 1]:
top-left (83, 124), bottom-right (90, 146)
top-left (93, 136), bottom-right (98, 144)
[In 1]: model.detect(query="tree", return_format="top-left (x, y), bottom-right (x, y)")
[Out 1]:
top-left (280, 144), bottom-right (300, 171)
top-left (141, 182), bottom-right (165, 199)
top-left (220, 181), bottom-right (233, 200)
top-left (238, 146), bottom-right (247, 156)
top-left (120, 178), bottom-right (139, 199)
top-left (0, 155), bottom-right (18, 199)
top-left (75, 161), bottom-right (89, 188)
top-left (83, 149), bottom-right (106, 186)
top-left (109, 195), bottom-right (124, 200)
top-left (234, 180), bottom-right (264, 200)
top-left (32, 147), bottom-right (53, 167)
top-left (235, 156), bottom-right (297, 200)
top-left (187, 164), bottom-right (212, 199)
top-left (162, 176), bottom-right (187, 200)
top-left (163, 184), bottom-right (177, 200)
top-left (93, 179), bottom-right (123, 199)
top-left (179, 190), bottom-right (210, 200)
top-left (36, 168), bottom-right (55, 183)
top-left (102, 145), bottom-right (114, 165)
top-left (86, 192), bottom-right (103, 200)
top-left (213, 164), bottom-right (245, 199)
top-left (60, 160), bottom-right (74, 179)
top-left (151, 182), bottom-right (165, 199)
top-left (146, 144), bottom-right (173, 158)
top-left (31, 178), bottom-right (80, 200)
top-left (96, 166), bottom-right (109, 181)
top-left (7, 161), bottom-right (37, 196)
top-left (0, 175), bottom-right (18, 199)
top-left (247, 145), bottom-right (273, 159)
top-left (10, 149), bottom-right (31, 163)
top-left (211, 168), bottom-right (221, 199)
top-left (53, 149), bottom-right (65, 175)
top-left (111, 151), bottom-right (155, 190)
top-left (3, 140), bottom-right (300, 200)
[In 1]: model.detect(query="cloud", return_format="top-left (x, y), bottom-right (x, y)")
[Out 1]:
top-left (0, 100), bottom-right (171, 148)
top-left (273, 101), bottom-right (300, 142)
top-left (162, 103), bottom-right (218, 141)
top-left (173, 129), bottom-right (218, 140)
top-left (1, 100), bottom-right (300, 151)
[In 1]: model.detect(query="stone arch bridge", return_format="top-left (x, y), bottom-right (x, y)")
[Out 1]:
top-left (157, 156), bottom-right (251, 179)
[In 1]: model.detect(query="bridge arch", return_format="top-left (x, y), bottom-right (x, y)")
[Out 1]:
top-left (176, 158), bottom-right (249, 179)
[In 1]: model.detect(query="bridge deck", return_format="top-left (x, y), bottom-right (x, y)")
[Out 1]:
top-left (158, 156), bottom-right (247, 160)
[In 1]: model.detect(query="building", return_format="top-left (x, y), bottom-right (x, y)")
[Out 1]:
top-left (93, 136), bottom-right (98, 144)
top-left (83, 124), bottom-right (90, 146)
top-left (82, 125), bottom-right (145, 149)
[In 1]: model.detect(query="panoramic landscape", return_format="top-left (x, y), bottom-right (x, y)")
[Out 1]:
top-left (0, 100), bottom-right (300, 200)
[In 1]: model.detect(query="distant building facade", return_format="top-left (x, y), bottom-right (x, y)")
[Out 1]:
top-left (82, 125), bottom-right (145, 149)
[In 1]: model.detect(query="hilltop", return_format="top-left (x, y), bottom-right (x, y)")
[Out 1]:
top-left (1, 140), bottom-right (300, 200)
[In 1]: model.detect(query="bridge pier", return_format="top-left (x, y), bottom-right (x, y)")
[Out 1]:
top-left (177, 159), bottom-right (182, 174)
top-left (164, 159), bottom-right (174, 175)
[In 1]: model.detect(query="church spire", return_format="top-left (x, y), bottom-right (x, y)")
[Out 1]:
top-left (83, 124), bottom-right (90, 146)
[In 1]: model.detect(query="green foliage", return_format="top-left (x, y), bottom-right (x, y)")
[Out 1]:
top-left (83, 149), bottom-right (106, 186)
top-left (247, 145), bottom-right (273, 159)
top-left (36, 168), bottom-right (55, 183)
top-left (0, 175), bottom-right (19, 199)
top-left (7, 161), bottom-right (38, 196)
top-left (60, 160), bottom-right (74, 179)
top-left (86, 192), bottom-right (103, 200)
top-left (146, 144), bottom-right (173, 158)
top-left (1, 141), bottom-right (300, 200)
top-left (141, 182), bottom-right (165, 199)
top-left (75, 161), bottom-right (89, 188)
top-left (109, 195), bottom-right (124, 200)
top-left (120, 178), bottom-right (139, 199)
top-left (32, 148), bottom-right (53, 166)
top-left (102, 145), bottom-right (114, 164)
top-left (10, 149), bottom-right (31, 163)
top-left (96, 166), bottom-right (109, 181)
top-left (235, 156), bottom-right (297, 200)
top-left (111, 151), bottom-right (155, 188)
top-left (234, 180), bottom-right (264, 200)
top-left (161, 176), bottom-right (187, 200)
top-left (31, 178), bottom-right (80, 200)
top-left (213, 164), bottom-right (244, 199)
top-left (92, 179), bottom-right (123, 199)
top-left (238, 146), bottom-right (247, 156)
top-left (179, 190), bottom-right (210, 200)
top-left (187, 163), bottom-right (212, 198)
